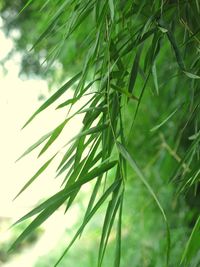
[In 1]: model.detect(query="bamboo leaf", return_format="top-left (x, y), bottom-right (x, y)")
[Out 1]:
top-left (160, 22), bottom-right (186, 70)
top-left (108, 0), bottom-right (114, 21)
top-left (98, 182), bottom-right (121, 266)
top-left (17, 0), bottom-right (33, 15)
top-left (56, 98), bottom-right (78, 109)
top-left (150, 106), bottom-right (180, 132)
top-left (38, 119), bottom-right (68, 157)
top-left (114, 196), bottom-right (123, 267)
top-left (183, 71), bottom-right (200, 79)
top-left (54, 179), bottom-right (121, 267)
top-left (111, 84), bottom-right (138, 101)
top-left (16, 130), bottom-right (53, 162)
top-left (180, 215), bottom-right (200, 265)
top-left (152, 62), bottom-right (159, 95)
top-left (14, 153), bottom-right (57, 200)
top-left (67, 123), bottom-right (108, 144)
top-left (22, 72), bottom-right (81, 128)
top-left (128, 46), bottom-right (143, 94)
top-left (12, 160), bottom-right (117, 227)
top-left (117, 142), bottom-right (170, 266)
top-left (9, 198), bottom-right (65, 252)
top-left (30, 0), bottom-right (70, 50)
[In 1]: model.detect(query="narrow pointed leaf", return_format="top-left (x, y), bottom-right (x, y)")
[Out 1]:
top-left (152, 62), bottom-right (159, 95)
top-left (166, 27), bottom-right (185, 70)
top-left (16, 130), bottom-right (53, 162)
top-left (117, 142), bottom-right (170, 265)
top-left (114, 196), bottom-right (123, 267)
top-left (12, 160), bottom-right (117, 227)
top-left (98, 183), bottom-right (121, 266)
top-left (180, 215), bottom-right (200, 265)
top-left (183, 71), bottom-right (200, 79)
top-left (22, 72), bottom-right (81, 128)
top-left (111, 84), bottom-right (138, 100)
top-left (54, 179), bottom-right (121, 267)
top-left (67, 123), bottom-right (108, 144)
top-left (128, 46), bottom-right (143, 94)
top-left (14, 153), bottom-right (57, 200)
top-left (9, 198), bottom-right (64, 252)
top-left (108, 0), bottom-right (114, 21)
top-left (56, 98), bottom-right (78, 109)
top-left (38, 119), bottom-right (68, 157)
top-left (150, 106), bottom-right (180, 132)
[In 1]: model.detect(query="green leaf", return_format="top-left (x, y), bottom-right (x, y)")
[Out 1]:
top-left (12, 160), bottom-right (117, 227)
top-left (57, 133), bottom-right (96, 172)
top-left (128, 46), bottom-right (143, 95)
top-left (108, 0), bottom-right (114, 21)
top-left (114, 196), bottom-right (123, 267)
top-left (98, 182), bottom-right (122, 266)
top-left (9, 198), bottom-right (64, 252)
top-left (150, 106), bottom-right (180, 132)
top-left (30, 0), bottom-right (70, 51)
top-left (152, 62), bottom-right (159, 95)
top-left (22, 72), bottom-right (81, 128)
top-left (117, 142), bottom-right (170, 266)
top-left (65, 143), bottom-right (102, 211)
top-left (56, 155), bottom-right (75, 178)
top-left (14, 153), bottom-right (57, 200)
top-left (38, 119), bottom-right (68, 157)
top-left (17, 0), bottom-right (33, 16)
top-left (67, 123), bottom-right (108, 144)
top-left (111, 84), bottom-right (138, 101)
top-left (183, 71), bottom-right (200, 79)
top-left (180, 215), bottom-right (200, 265)
top-left (16, 130), bottom-right (53, 162)
top-left (56, 142), bottom-right (78, 171)
top-left (134, 71), bottom-right (151, 120)
top-left (54, 179), bottom-right (121, 267)
top-left (56, 97), bottom-right (78, 109)
top-left (161, 23), bottom-right (185, 70)
top-left (158, 26), bottom-right (168, 33)
top-left (171, 131), bottom-right (200, 182)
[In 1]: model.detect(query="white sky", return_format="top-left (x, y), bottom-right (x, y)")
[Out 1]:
top-left (0, 18), bottom-right (88, 266)
top-left (0, 25), bottom-right (87, 218)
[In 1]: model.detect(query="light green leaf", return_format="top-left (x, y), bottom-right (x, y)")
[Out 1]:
top-left (16, 130), bottom-right (53, 162)
top-left (108, 0), bottom-right (114, 21)
top-left (12, 160), bottom-right (118, 227)
top-left (114, 196), bottom-right (123, 267)
top-left (9, 198), bottom-right (64, 252)
top-left (67, 123), bottom-right (108, 144)
top-left (183, 71), bottom-right (200, 79)
top-left (180, 215), bottom-right (200, 265)
top-left (150, 106), bottom-right (179, 132)
top-left (54, 179), bottom-right (121, 267)
top-left (22, 72), bottom-right (81, 128)
top-left (117, 142), bottom-right (170, 266)
top-left (98, 183), bottom-right (122, 267)
top-left (152, 62), bottom-right (159, 95)
top-left (14, 153), bottom-right (57, 200)
top-left (56, 98), bottom-right (78, 109)
top-left (38, 119), bottom-right (68, 157)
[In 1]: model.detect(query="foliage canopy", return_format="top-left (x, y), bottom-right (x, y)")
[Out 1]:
top-left (1, 0), bottom-right (200, 266)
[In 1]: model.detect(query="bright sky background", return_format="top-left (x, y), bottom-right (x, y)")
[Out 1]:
top-left (0, 18), bottom-right (86, 266)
